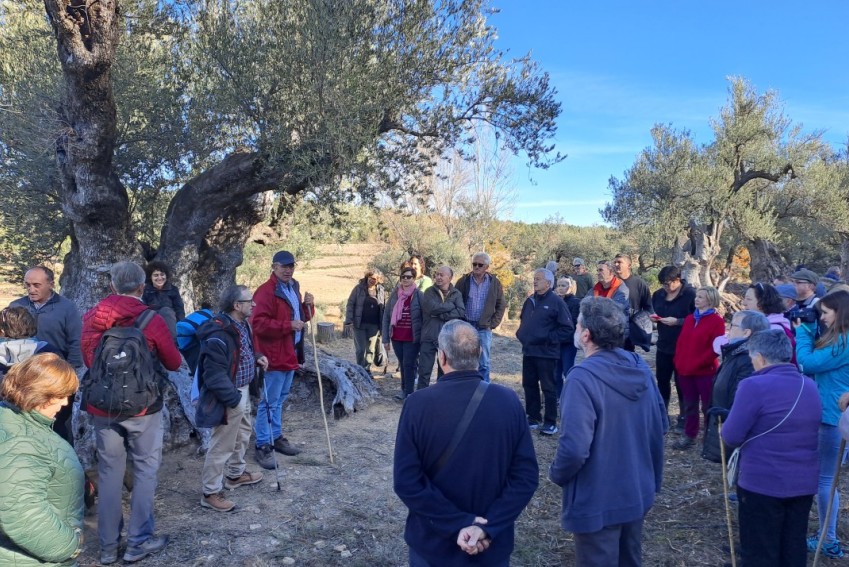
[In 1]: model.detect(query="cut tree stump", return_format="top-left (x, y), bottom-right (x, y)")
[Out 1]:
top-left (316, 322), bottom-right (336, 343)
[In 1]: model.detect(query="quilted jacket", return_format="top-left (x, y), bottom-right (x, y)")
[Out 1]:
top-left (251, 275), bottom-right (314, 371)
top-left (0, 402), bottom-right (83, 565)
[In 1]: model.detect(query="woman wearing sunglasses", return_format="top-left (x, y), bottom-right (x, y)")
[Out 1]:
top-left (383, 265), bottom-right (424, 400)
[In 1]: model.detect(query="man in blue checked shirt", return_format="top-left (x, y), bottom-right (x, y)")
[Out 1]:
top-left (455, 252), bottom-right (506, 382)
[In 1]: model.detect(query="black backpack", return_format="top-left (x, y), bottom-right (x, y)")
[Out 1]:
top-left (83, 310), bottom-right (161, 417)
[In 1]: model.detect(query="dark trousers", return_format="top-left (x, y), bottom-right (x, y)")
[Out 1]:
top-left (655, 350), bottom-right (683, 413)
top-left (417, 340), bottom-right (443, 389)
top-left (409, 547), bottom-right (508, 567)
top-left (522, 356), bottom-right (558, 427)
top-left (573, 518), bottom-right (643, 567)
top-left (392, 340), bottom-right (420, 396)
top-left (353, 323), bottom-right (381, 369)
top-left (737, 486), bottom-right (812, 567)
top-left (555, 343), bottom-right (578, 399)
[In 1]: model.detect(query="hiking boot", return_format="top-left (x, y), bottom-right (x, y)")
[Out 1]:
top-left (394, 392), bottom-right (407, 401)
top-left (255, 444), bottom-right (277, 470)
top-left (273, 436), bottom-right (301, 456)
top-left (808, 535), bottom-right (845, 558)
top-left (225, 470), bottom-right (264, 489)
top-left (123, 534), bottom-right (169, 563)
top-left (673, 436), bottom-right (695, 450)
top-left (539, 424), bottom-right (558, 436)
top-left (201, 492), bottom-right (235, 512)
top-left (100, 549), bottom-right (118, 565)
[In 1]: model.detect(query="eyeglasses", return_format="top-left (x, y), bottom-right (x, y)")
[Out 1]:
top-left (400, 275), bottom-right (414, 280)
top-left (472, 263), bottom-right (486, 268)
top-left (236, 299), bottom-right (254, 304)
top-left (274, 263), bottom-right (296, 269)
top-left (572, 264), bottom-right (581, 268)
top-left (661, 280), bottom-right (678, 287)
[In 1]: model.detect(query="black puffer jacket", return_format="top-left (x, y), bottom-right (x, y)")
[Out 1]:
top-left (702, 339), bottom-right (755, 463)
top-left (142, 283), bottom-right (186, 321)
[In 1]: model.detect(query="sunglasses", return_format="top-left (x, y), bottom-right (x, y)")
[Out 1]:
top-left (400, 274), bottom-right (414, 280)
top-left (235, 298), bottom-right (254, 304)
top-left (472, 263), bottom-right (486, 268)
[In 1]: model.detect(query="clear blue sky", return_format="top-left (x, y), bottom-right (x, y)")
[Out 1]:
top-left (491, 0), bottom-right (849, 225)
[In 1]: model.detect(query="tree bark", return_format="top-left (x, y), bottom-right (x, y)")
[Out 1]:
top-left (841, 233), bottom-right (849, 281)
top-left (671, 220), bottom-right (722, 288)
top-left (748, 237), bottom-right (790, 283)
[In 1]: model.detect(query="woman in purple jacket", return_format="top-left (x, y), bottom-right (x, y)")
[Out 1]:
top-left (722, 329), bottom-right (821, 567)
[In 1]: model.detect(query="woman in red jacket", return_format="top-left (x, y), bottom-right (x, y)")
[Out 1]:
top-left (672, 286), bottom-right (726, 450)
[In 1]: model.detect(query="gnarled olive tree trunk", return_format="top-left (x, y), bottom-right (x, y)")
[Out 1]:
top-left (672, 219), bottom-right (723, 289)
top-left (747, 237), bottom-right (790, 283)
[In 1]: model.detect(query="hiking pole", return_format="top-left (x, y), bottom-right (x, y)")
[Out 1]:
top-left (308, 320), bottom-right (335, 464)
top-left (717, 417), bottom-right (737, 567)
top-left (814, 438), bottom-right (847, 567)
top-left (259, 367), bottom-right (281, 491)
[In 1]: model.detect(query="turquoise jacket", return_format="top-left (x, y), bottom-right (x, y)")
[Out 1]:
top-left (796, 326), bottom-right (849, 426)
top-left (0, 402), bottom-right (83, 565)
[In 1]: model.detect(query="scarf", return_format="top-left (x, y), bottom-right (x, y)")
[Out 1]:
top-left (593, 276), bottom-right (622, 298)
top-left (390, 286), bottom-right (415, 327)
top-left (693, 308), bottom-right (715, 324)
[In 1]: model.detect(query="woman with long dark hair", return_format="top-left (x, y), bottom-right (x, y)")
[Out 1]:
top-left (795, 290), bottom-right (849, 558)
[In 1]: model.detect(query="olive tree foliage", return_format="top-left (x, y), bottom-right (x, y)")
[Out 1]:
top-left (0, 0), bottom-right (562, 309)
top-left (603, 77), bottom-right (827, 289)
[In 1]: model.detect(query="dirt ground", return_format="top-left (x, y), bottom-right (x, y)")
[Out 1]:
top-left (8, 246), bottom-right (846, 566)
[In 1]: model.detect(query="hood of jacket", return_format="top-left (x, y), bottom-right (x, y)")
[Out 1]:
top-left (720, 337), bottom-right (750, 359)
top-left (577, 348), bottom-right (651, 401)
top-left (0, 338), bottom-right (46, 367)
top-left (83, 294), bottom-right (149, 333)
top-left (767, 312), bottom-right (791, 332)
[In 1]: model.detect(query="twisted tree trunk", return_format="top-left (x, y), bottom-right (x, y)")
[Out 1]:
top-left (748, 237), bottom-right (790, 283)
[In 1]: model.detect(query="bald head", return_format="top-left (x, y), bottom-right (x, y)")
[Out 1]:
top-left (24, 266), bottom-right (55, 304)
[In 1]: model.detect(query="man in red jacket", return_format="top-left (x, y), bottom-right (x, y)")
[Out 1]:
top-left (251, 250), bottom-right (314, 469)
top-left (81, 262), bottom-right (182, 565)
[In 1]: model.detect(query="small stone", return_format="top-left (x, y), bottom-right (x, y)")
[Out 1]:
top-left (333, 544), bottom-right (347, 552)
top-left (340, 550), bottom-right (352, 558)
top-left (281, 558), bottom-right (295, 565)
top-left (245, 506), bottom-right (261, 514)
top-left (314, 540), bottom-right (326, 548)
top-left (249, 524), bottom-right (262, 530)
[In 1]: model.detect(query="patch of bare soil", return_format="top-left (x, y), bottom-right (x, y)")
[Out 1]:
top-left (74, 248), bottom-right (847, 566)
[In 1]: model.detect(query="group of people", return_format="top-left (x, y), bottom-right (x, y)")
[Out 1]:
top-left (0, 251), bottom-right (314, 564)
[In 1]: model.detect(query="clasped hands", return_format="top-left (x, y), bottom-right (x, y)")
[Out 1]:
top-left (457, 516), bottom-right (491, 556)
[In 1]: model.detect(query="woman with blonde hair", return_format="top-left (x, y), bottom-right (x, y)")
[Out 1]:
top-left (0, 353), bottom-right (84, 565)
top-left (672, 286), bottom-right (725, 450)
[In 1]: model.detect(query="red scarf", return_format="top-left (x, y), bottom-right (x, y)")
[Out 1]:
top-left (593, 276), bottom-right (622, 298)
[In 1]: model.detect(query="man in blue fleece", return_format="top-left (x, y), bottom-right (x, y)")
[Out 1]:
top-left (549, 296), bottom-right (667, 566)
top-left (394, 320), bottom-right (538, 566)
top-left (516, 268), bottom-right (574, 435)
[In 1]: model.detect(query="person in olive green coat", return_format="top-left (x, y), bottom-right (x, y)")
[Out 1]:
top-left (0, 353), bottom-right (84, 566)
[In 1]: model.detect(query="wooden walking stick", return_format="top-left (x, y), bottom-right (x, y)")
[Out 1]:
top-left (814, 438), bottom-right (847, 567)
top-left (309, 320), bottom-right (335, 464)
top-left (717, 417), bottom-right (737, 567)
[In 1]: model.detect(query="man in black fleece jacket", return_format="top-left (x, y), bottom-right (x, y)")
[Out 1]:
top-left (393, 320), bottom-right (538, 566)
top-left (516, 268), bottom-right (574, 435)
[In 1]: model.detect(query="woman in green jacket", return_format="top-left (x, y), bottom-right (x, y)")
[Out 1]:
top-left (0, 353), bottom-right (83, 566)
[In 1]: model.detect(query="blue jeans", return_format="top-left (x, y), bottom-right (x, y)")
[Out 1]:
top-left (478, 329), bottom-right (493, 382)
top-left (255, 369), bottom-right (294, 447)
top-left (815, 424), bottom-right (841, 541)
top-left (392, 340), bottom-right (420, 396)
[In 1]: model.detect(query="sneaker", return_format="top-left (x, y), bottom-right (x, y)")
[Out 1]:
top-left (100, 549), bottom-right (118, 565)
top-left (273, 436), bottom-right (301, 456)
top-left (527, 419), bottom-right (540, 430)
top-left (673, 437), bottom-right (695, 450)
top-left (123, 534), bottom-right (169, 563)
top-left (255, 444), bottom-right (277, 470)
top-left (201, 492), bottom-right (235, 512)
top-left (807, 535), bottom-right (845, 558)
top-left (394, 392), bottom-right (407, 401)
top-left (225, 470), bottom-right (264, 489)
top-left (539, 424), bottom-right (559, 436)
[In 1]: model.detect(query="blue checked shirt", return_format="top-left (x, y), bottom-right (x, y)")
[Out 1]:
top-left (465, 274), bottom-right (491, 325)
top-left (233, 319), bottom-right (256, 388)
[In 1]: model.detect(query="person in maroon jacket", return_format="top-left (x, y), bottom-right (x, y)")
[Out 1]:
top-left (672, 286), bottom-right (726, 450)
top-left (250, 250), bottom-right (314, 469)
top-left (81, 262), bottom-right (181, 565)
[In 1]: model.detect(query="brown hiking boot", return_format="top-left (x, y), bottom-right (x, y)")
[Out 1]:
top-left (201, 492), bottom-right (235, 512)
top-left (225, 470), bottom-right (263, 489)
top-left (273, 436), bottom-right (301, 456)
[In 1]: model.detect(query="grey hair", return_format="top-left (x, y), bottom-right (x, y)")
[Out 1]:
top-left (733, 310), bottom-right (770, 334)
top-left (438, 265), bottom-right (454, 278)
top-left (472, 252), bottom-right (491, 266)
top-left (747, 329), bottom-right (793, 364)
top-left (220, 285), bottom-right (249, 313)
top-left (437, 320), bottom-right (481, 371)
top-left (597, 260), bottom-right (614, 273)
top-left (110, 262), bottom-right (146, 294)
top-left (545, 261), bottom-right (559, 274)
top-left (534, 268), bottom-right (555, 288)
top-left (578, 296), bottom-right (626, 350)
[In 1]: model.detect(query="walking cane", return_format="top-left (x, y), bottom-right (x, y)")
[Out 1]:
top-left (814, 438), bottom-right (847, 567)
top-left (308, 321), bottom-right (335, 464)
top-left (258, 367), bottom-right (281, 491)
top-left (717, 417), bottom-right (737, 567)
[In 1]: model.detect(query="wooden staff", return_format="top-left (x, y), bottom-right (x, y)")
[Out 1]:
top-left (309, 320), bottom-right (335, 464)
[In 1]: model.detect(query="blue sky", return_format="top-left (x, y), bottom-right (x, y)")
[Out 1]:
top-left (491, 0), bottom-right (849, 225)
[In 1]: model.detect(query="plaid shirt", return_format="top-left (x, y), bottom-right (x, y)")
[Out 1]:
top-left (465, 274), bottom-right (491, 324)
top-left (233, 319), bottom-right (256, 388)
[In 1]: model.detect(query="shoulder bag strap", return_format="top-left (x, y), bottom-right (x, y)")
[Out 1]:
top-left (431, 380), bottom-right (489, 478)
